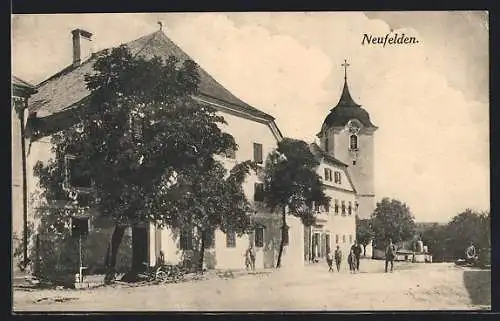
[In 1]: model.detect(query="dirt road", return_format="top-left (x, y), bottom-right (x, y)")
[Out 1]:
top-left (12, 260), bottom-right (491, 311)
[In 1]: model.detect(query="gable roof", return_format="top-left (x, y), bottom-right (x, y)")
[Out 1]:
top-left (12, 76), bottom-right (37, 96)
top-left (309, 142), bottom-right (348, 167)
top-left (28, 31), bottom-right (275, 122)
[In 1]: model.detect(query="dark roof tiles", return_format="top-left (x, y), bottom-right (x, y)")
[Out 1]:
top-left (28, 31), bottom-right (274, 121)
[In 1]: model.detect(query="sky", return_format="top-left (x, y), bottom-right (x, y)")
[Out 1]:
top-left (11, 12), bottom-right (490, 223)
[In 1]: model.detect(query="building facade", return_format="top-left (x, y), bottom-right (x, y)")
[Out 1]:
top-left (304, 143), bottom-right (357, 261)
top-left (316, 68), bottom-right (378, 220)
top-left (23, 28), bottom-right (304, 271)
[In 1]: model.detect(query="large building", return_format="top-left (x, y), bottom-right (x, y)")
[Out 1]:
top-left (15, 27), bottom-right (377, 273)
top-left (22, 28), bottom-right (303, 271)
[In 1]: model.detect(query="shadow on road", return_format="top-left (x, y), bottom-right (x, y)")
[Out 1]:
top-left (463, 269), bottom-right (491, 306)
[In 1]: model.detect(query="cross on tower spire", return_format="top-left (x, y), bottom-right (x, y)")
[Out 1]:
top-left (341, 59), bottom-right (350, 81)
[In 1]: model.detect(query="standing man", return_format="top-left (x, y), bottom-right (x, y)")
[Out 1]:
top-left (385, 238), bottom-right (396, 273)
top-left (351, 240), bottom-right (362, 272)
top-left (334, 245), bottom-right (342, 272)
top-left (326, 250), bottom-right (334, 272)
top-left (245, 245), bottom-right (256, 271)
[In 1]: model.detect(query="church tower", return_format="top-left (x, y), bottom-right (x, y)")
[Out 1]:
top-left (317, 60), bottom-right (378, 220)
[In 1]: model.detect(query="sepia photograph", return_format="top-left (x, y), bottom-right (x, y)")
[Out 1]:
top-left (11, 11), bottom-right (490, 311)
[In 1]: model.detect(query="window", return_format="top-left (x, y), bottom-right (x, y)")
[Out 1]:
top-left (224, 147), bottom-right (236, 159)
top-left (314, 202), bottom-right (321, 213)
top-left (334, 171), bottom-right (342, 184)
top-left (334, 199), bottom-right (339, 214)
top-left (350, 134), bottom-right (358, 150)
top-left (65, 155), bottom-right (92, 189)
top-left (255, 226), bottom-right (264, 248)
top-left (254, 183), bottom-right (264, 202)
top-left (202, 229), bottom-right (215, 249)
top-left (348, 201), bottom-right (352, 215)
top-left (341, 201), bottom-right (346, 215)
top-left (342, 235), bottom-right (346, 243)
top-left (226, 231), bottom-right (236, 248)
top-left (349, 234), bottom-right (353, 244)
top-left (253, 143), bottom-right (263, 164)
top-left (281, 225), bottom-right (289, 246)
top-left (335, 234), bottom-right (339, 244)
top-left (180, 228), bottom-right (193, 250)
top-left (324, 168), bottom-right (333, 181)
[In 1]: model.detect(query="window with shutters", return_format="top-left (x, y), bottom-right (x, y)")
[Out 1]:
top-left (255, 226), bottom-right (264, 248)
top-left (202, 229), bottom-right (215, 249)
top-left (334, 171), bottom-right (342, 184)
top-left (334, 199), bottom-right (339, 215)
top-left (348, 201), bottom-right (352, 215)
top-left (335, 234), bottom-right (339, 244)
top-left (254, 183), bottom-right (264, 202)
top-left (341, 201), bottom-right (346, 215)
top-left (226, 231), bottom-right (236, 248)
top-left (253, 143), bottom-right (263, 164)
top-left (180, 228), bottom-right (193, 250)
top-left (65, 155), bottom-right (92, 190)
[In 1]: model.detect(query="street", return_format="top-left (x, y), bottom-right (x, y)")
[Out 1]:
top-left (13, 259), bottom-right (491, 311)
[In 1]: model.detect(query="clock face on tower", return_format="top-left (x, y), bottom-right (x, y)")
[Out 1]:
top-left (347, 119), bottom-right (361, 134)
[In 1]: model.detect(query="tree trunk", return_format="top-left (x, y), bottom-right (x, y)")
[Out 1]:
top-left (363, 244), bottom-right (366, 257)
top-left (198, 231), bottom-right (206, 272)
top-left (276, 207), bottom-right (287, 268)
top-left (104, 225), bottom-right (126, 283)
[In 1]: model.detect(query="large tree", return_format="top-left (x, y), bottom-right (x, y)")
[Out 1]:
top-left (33, 45), bottom-right (252, 281)
top-left (371, 197), bottom-right (415, 248)
top-left (262, 138), bottom-right (330, 268)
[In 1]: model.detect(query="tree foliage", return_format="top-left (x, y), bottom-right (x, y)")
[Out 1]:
top-left (371, 197), bottom-right (415, 248)
top-left (262, 138), bottom-right (330, 267)
top-left (421, 209), bottom-right (490, 262)
top-left (355, 216), bottom-right (374, 255)
top-left (32, 45), bottom-right (254, 276)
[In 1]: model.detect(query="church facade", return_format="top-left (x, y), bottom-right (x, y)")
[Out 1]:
top-left (306, 63), bottom-right (378, 261)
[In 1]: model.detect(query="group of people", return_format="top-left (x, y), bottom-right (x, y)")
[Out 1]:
top-left (325, 238), bottom-right (397, 273)
top-left (326, 240), bottom-right (363, 273)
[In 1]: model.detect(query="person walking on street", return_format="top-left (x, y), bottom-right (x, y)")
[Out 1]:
top-left (385, 238), bottom-right (396, 273)
top-left (351, 240), bottom-right (362, 272)
top-left (245, 245), bottom-right (256, 271)
top-left (334, 245), bottom-right (342, 272)
top-left (326, 251), bottom-right (334, 272)
top-left (348, 249), bottom-right (356, 273)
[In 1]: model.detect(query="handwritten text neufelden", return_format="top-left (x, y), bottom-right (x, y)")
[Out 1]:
top-left (362, 33), bottom-right (419, 47)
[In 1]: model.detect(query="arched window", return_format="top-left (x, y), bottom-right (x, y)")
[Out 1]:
top-left (350, 134), bottom-right (358, 150)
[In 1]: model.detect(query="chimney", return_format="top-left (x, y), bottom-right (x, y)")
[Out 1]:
top-left (71, 28), bottom-right (93, 67)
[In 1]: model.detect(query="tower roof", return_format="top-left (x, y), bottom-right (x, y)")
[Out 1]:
top-left (320, 61), bottom-right (376, 131)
